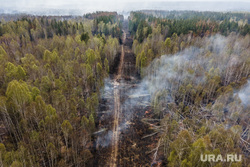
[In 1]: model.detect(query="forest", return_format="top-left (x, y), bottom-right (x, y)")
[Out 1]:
top-left (0, 10), bottom-right (249, 167)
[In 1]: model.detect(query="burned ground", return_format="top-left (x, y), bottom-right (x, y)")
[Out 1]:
top-left (93, 23), bottom-right (158, 167)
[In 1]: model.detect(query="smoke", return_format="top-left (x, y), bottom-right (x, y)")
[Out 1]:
top-left (238, 80), bottom-right (250, 107)
top-left (96, 34), bottom-right (249, 147)
top-left (96, 130), bottom-right (113, 148)
top-left (122, 33), bottom-right (249, 125)
top-left (136, 35), bottom-right (228, 99)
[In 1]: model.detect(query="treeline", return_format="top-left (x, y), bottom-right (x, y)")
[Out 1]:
top-left (129, 11), bottom-right (250, 166)
top-left (0, 14), bottom-right (120, 166)
top-left (129, 11), bottom-right (249, 42)
top-left (140, 10), bottom-right (250, 22)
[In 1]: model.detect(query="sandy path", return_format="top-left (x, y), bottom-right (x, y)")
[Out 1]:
top-left (109, 30), bottom-right (126, 167)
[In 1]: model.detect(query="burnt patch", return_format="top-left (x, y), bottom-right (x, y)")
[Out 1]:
top-left (109, 51), bottom-right (121, 76)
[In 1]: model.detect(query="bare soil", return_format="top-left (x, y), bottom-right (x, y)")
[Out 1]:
top-left (93, 22), bottom-right (157, 167)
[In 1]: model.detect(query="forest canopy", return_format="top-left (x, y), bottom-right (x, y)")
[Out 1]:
top-left (0, 10), bottom-right (249, 166)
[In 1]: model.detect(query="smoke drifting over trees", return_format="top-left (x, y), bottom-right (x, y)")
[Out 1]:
top-left (0, 9), bottom-right (249, 166)
top-left (99, 33), bottom-right (250, 147)
top-left (127, 12), bottom-right (250, 165)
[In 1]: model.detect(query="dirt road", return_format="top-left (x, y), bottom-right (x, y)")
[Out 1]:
top-left (94, 25), bottom-right (152, 167)
top-left (109, 30), bottom-right (126, 167)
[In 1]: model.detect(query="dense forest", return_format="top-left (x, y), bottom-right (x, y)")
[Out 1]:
top-left (0, 12), bottom-right (122, 166)
top-left (0, 10), bottom-right (249, 167)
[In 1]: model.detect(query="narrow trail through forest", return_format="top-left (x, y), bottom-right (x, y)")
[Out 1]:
top-left (109, 30), bottom-right (126, 167)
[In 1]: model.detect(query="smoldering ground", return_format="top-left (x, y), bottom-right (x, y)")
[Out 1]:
top-left (96, 33), bottom-right (250, 147)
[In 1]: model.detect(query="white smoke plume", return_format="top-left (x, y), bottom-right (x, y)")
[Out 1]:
top-left (238, 80), bottom-right (250, 107)
top-left (96, 34), bottom-right (249, 147)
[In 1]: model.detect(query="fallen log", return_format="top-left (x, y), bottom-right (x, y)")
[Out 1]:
top-left (128, 94), bottom-right (150, 98)
top-left (96, 110), bottom-right (112, 114)
top-left (93, 128), bottom-right (108, 135)
top-left (141, 132), bottom-right (158, 139)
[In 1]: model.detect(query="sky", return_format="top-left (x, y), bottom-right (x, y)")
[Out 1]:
top-left (0, 0), bottom-right (250, 15)
top-left (2, 0), bottom-right (249, 6)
